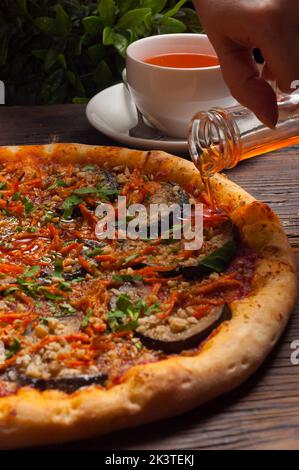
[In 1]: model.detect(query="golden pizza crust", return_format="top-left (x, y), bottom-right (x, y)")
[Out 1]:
top-left (0, 144), bottom-right (296, 449)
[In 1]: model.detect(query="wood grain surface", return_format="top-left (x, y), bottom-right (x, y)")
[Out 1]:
top-left (0, 104), bottom-right (298, 450)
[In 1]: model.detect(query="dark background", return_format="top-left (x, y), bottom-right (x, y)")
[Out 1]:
top-left (0, 0), bottom-right (201, 105)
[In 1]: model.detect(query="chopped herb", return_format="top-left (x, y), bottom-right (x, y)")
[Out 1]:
top-left (96, 185), bottom-right (118, 201)
top-left (0, 181), bottom-right (7, 190)
top-left (112, 274), bottom-right (143, 283)
top-left (135, 340), bottom-right (143, 351)
top-left (22, 196), bottom-right (34, 214)
top-left (11, 191), bottom-right (21, 201)
top-left (53, 257), bottom-right (63, 279)
top-left (16, 278), bottom-right (38, 298)
top-left (145, 302), bottom-right (160, 315)
top-left (41, 289), bottom-right (64, 301)
top-left (55, 302), bottom-right (76, 316)
top-left (48, 179), bottom-right (67, 190)
top-left (5, 338), bottom-right (21, 359)
top-left (40, 317), bottom-right (49, 326)
top-left (123, 253), bottom-right (140, 265)
top-left (107, 294), bottom-right (148, 332)
top-left (58, 281), bottom-right (72, 292)
top-left (45, 211), bottom-right (54, 222)
top-left (86, 247), bottom-right (103, 257)
top-left (3, 286), bottom-right (18, 296)
top-left (27, 227), bottom-right (38, 233)
top-left (83, 165), bottom-right (96, 171)
top-left (70, 276), bottom-right (85, 283)
top-left (80, 308), bottom-right (93, 329)
top-left (62, 194), bottom-right (82, 219)
top-left (200, 240), bottom-right (237, 273)
top-left (24, 265), bottom-right (40, 278)
top-left (47, 303), bottom-right (58, 313)
top-left (14, 226), bottom-right (23, 232)
top-left (73, 186), bottom-right (98, 195)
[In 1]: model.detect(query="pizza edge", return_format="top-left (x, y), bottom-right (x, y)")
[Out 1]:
top-left (0, 143), bottom-right (296, 449)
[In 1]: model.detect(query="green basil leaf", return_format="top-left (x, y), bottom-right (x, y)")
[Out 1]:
top-left (48, 178), bottom-right (66, 190)
top-left (53, 257), bottom-right (64, 278)
top-left (73, 186), bottom-right (98, 195)
top-left (62, 194), bottom-right (82, 219)
top-left (5, 338), bottom-right (21, 359)
top-left (24, 265), bottom-right (40, 278)
top-left (81, 308), bottom-right (93, 329)
top-left (86, 247), bottom-right (103, 257)
top-left (200, 240), bottom-right (237, 273)
top-left (112, 273), bottom-right (143, 283)
top-left (116, 294), bottom-right (132, 312)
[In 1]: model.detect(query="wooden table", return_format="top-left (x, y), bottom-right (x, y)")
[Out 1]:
top-left (1, 105), bottom-right (298, 450)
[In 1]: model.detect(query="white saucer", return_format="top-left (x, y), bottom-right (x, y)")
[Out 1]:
top-left (86, 83), bottom-right (188, 153)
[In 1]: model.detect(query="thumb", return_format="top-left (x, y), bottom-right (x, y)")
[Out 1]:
top-left (215, 39), bottom-right (278, 128)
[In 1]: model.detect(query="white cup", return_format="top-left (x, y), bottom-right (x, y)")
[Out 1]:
top-left (126, 33), bottom-right (236, 139)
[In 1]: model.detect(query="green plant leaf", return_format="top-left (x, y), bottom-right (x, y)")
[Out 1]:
top-left (39, 69), bottom-right (65, 103)
top-left (35, 5), bottom-right (71, 37)
top-left (117, 7), bottom-right (151, 30)
top-left (17, 0), bottom-right (28, 16)
top-left (103, 26), bottom-right (128, 57)
top-left (164, 0), bottom-right (188, 17)
top-left (32, 49), bottom-right (47, 60)
top-left (82, 16), bottom-right (102, 35)
top-left (159, 16), bottom-right (186, 34)
top-left (140, 0), bottom-right (167, 14)
top-left (94, 59), bottom-right (113, 89)
top-left (54, 5), bottom-right (72, 36)
top-left (44, 48), bottom-right (59, 71)
top-left (98, 0), bottom-right (116, 27)
top-left (88, 44), bottom-right (105, 64)
top-left (35, 17), bottom-right (59, 35)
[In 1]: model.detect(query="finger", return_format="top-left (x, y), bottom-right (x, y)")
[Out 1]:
top-left (215, 38), bottom-right (278, 127)
top-left (258, 33), bottom-right (299, 93)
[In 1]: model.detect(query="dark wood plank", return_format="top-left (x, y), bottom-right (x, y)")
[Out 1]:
top-left (0, 105), bottom-right (298, 450)
top-left (0, 104), bottom-right (115, 147)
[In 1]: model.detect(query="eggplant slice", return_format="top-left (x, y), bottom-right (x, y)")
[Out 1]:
top-left (136, 304), bottom-right (231, 354)
top-left (143, 183), bottom-right (190, 237)
top-left (15, 373), bottom-right (108, 393)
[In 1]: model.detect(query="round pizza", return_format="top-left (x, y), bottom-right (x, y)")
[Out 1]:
top-left (0, 144), bottom-right (296, 449)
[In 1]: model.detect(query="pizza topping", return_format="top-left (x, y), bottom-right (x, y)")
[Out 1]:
top-left (0, 157), bottom-right (257, 394)
top-left (137, 304), bottom-right (229, 354)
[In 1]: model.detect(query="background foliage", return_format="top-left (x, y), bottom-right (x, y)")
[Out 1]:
top-left (0, 0), bottom-right (202, 105)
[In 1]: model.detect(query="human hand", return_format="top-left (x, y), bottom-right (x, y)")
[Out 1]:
top-left (194, 0), bottom-right (299, 127)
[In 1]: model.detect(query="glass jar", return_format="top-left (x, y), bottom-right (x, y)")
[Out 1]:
top-left (188, 92), bottom-right (299, 179)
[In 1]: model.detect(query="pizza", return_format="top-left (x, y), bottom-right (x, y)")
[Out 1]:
top-left (0, 144), bottom-right (296, 449)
